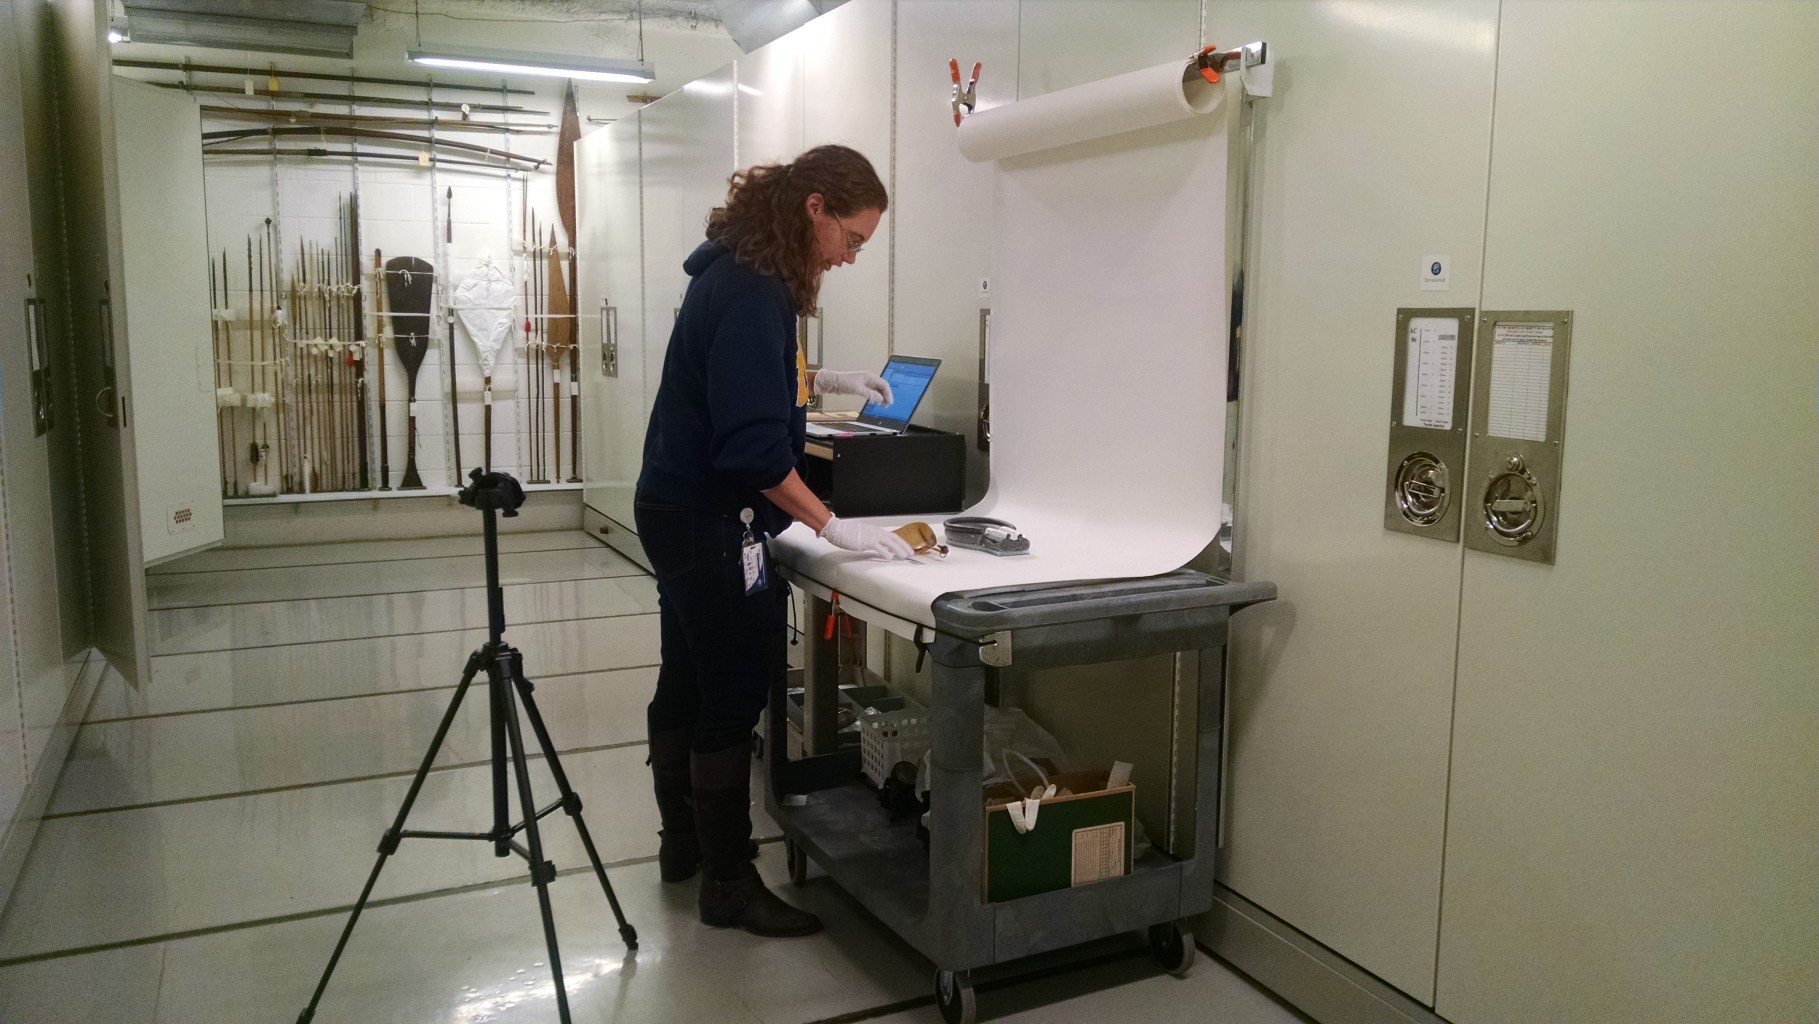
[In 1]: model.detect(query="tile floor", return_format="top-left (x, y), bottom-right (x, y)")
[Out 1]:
top-left (0, 529), bottom-right (1309, 1023)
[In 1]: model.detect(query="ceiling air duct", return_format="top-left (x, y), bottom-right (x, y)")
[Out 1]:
top-left (121, 0), bottom-right (366, 59)
top-left (712, 0), bottom-right (848, 54)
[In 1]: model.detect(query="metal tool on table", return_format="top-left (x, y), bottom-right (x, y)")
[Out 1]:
top-left (942, 516), bottom-right (1030, 556)
top-left (384, 255), bottom-right (434, 490)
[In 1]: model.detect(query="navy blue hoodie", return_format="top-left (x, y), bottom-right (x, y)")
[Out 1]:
top-left (637, 241), bottom-right (805, 537)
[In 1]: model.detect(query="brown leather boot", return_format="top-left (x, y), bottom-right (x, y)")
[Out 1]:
top-left (648, 727), bottom-right (699, 883)
top-left (692, 740), bottom-right (822, 937)
top-left (698, 863), bottom-right (822, 937)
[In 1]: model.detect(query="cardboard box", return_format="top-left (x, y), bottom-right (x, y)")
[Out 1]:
top-left (983, 769), bottom-right (1133, 902)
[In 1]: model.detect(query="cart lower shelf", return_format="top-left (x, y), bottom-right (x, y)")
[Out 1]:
top-left (775, 776), bottom-right (1197, 969)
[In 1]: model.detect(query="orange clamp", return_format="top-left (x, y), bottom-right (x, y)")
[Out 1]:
top-left (1196, 44), bottom-right (1222, 84)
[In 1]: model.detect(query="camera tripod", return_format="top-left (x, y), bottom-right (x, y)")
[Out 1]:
top-left (298, 469), bottom-right (637, 1024)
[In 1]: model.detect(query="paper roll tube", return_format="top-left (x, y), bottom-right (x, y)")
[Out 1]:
top-left (956, 58), bottom-right (1222, 163)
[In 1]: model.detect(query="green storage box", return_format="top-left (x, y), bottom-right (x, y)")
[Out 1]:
top-left (983, 770), bottom-right (1133, 903)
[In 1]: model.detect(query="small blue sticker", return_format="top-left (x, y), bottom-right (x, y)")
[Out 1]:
top-left (1430, 262), bottom-right (1444, 276)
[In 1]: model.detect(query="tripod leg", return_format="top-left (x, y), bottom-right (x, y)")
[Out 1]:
top-left (490, 650), bottom-right (511, 858)
top-left (512, 662), bottom-right (639, 948)
top-left (496, 647), bottom-right (575, 1024)
top-left (298, 650), bottom-right (487, 1024)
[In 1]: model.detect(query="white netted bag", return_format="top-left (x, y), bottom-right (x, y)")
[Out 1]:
top-left (451, 258), bottom-right (516, 377)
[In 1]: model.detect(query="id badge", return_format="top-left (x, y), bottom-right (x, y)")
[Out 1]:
top-left (739, 509), bottom-right (768, 595)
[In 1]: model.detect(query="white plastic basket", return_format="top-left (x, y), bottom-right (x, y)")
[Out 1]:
top-left (860, 700), bottom-right (931, 788)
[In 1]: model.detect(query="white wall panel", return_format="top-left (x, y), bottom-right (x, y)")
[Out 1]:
top-left (577, 113), bottom-right (647, 533)
top-left (733, 29), bottom-right (805, 171)
top-left (1436, 4), bottom-right (1819, 1022)
top-left (891, 0), bottom-right (1020, 499)
top-left (638, 66), bottom-right (738, 427)
top-left (1212, 0), bottom-right (1500, 1001)
top-left (796, 0), bottom-right (892, 381)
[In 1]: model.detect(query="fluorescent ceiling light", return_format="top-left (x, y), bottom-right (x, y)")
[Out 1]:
top-left (408, 47), bottom-right (655, 84)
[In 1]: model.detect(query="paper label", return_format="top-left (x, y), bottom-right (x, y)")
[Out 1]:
top-left (1487, 323), bottom-right (1554, 441)
top-left (1071, 822), bottom-right (1125, 886)
top-left (1402, 317), bottom-right (1459, 430)
top-left (569, 381), bottom-right (578, 396)
top-left (483, 390), bottom-right (492, 406)
top-left (408, 401), bottom-right (418, 418)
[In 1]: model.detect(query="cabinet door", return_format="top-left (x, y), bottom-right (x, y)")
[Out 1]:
top-left (1205, 0), bottom-right (1499, 1002)
top-left (56, 0), bottom-right (149, 684)
top-left (576, 113), bottom-right (647, 532)
top-left (1436, 4), bottom-right (1819, 1021)
top-left (110, 77), bottom-right (224, 565)
top-left (0, 3), bottom-right (38, 888)
top-left (796, 0), bottom-right (892, 380)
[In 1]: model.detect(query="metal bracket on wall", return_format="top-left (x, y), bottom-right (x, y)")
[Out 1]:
top-left (600, 299), bottom-right (617, 377)
top-left (25, 294), bottom-right (54, 435)
top-left (977, 307), bottom-right (990, 453)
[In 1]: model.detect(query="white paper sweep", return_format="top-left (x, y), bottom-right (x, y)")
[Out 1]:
top-left (452, 260), bottom-right (516, 378)
top-left (956, 58), bottom-right (1221, 163)
top-left (775, 71), bottom-right (1233, 632)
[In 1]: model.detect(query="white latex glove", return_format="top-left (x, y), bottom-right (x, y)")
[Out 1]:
top-left (812, 369), bottom-right (893, 406)
top-left (818, 515), bottom-right (915, 560)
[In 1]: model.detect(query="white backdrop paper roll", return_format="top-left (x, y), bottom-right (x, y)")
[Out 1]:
top-left (957, 59), bottom-right (1220, 163)
top-left (775, 70), bottom-right (1233, 631)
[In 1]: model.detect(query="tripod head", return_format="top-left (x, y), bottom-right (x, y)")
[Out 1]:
top-left (460, 468), bottom-right (526, 517)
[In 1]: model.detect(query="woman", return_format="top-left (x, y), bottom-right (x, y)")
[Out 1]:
top-left (635, 144), bottom-right (913, 938)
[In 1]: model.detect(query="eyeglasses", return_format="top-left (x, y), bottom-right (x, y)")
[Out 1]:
top-left (832, 213), bottom-right (865, 255)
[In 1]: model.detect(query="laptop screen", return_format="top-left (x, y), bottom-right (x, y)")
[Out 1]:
top-left (857, 356), bottom-right (940, 429)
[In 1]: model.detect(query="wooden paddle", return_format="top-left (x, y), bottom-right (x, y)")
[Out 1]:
top-left (557, 82), bottom-right (582, 481)
top-left (384, 255), bottom-right (434, 490)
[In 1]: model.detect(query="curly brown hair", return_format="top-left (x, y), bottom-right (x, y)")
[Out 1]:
top-left (705, 144), bottom-right (887, 316)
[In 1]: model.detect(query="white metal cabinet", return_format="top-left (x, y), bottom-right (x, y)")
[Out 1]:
top-left (733, 26), bottom-right (805, 171)
top-left (638, 66), bottom-right (738, 429)
top-left (1209, 0), bottom-right (1501, 1001)
top-left (795, 0), bottom-right (893, 379)
top-left (0, 1), bottom-right (40, 908)
top-left (577, 113), bottom-right (648, 535)
top-left (1436, 4), bottom-right (1819, 1021)
top-left (45, 0), bottom-right (150, 687)
top-left (891, 0), bottom-right (1019, 500)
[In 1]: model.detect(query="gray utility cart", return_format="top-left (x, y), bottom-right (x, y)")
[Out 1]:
top-left (764, 569), bottom-right (1276, 1024)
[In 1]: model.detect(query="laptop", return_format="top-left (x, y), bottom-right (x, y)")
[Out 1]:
top-left (805, 355), bottom-right (940, 437)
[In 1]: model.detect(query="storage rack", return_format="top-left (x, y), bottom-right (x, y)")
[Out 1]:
top-left (765, 569), bottom-right (1276, 1024)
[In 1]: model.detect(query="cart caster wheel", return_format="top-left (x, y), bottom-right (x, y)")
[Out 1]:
top-left (934, 968), bottom-right (975, 1024)
top-left (785, 838), bottom-right (809, 886)
top-left (1148, 920), bottom-right (1196, 978)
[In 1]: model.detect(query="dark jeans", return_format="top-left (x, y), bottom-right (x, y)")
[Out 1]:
top-left (634, 499), bottom-right (789, 754)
